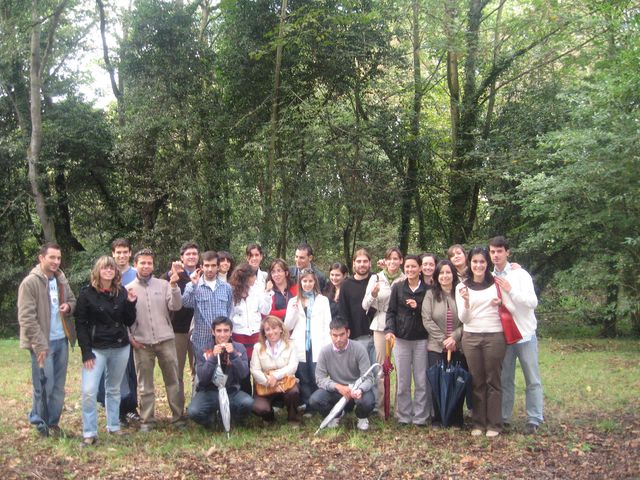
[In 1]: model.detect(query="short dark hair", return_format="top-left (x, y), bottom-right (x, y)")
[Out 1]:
top-left (212, 316), bottom-right (233, 331)
top-left (296, 242), bottom-right (313, 257)
top-left (133, 248), bottom-right (154, 263)
top-left (488, 236), bottom-right (510, 251)
top-left (245, 243), bottom-right (263, 257)
top-left (39, 242), bottom-right (61, 257)
top-left (111, 238), bottom-right (131, 253)
top-left (353, 248), bottom-right (371, 261)
top-left (202, 251), bottom-right (218, 263)
top-left (329, 318), bottom-right (349, 331)
top-left (180, 241), bottom-right (200, 256)
top-left (404, 254), bottom-right (421, 266)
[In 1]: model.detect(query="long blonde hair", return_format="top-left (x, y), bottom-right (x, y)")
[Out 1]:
top-left (258, 315), bottom-right (291, 353)
top-left (90, 256), bottom-right (121, 296)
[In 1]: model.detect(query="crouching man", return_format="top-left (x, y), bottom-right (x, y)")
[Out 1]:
top-left (188, 316), bottom-right (253, 428)
top-left (309, 318), bottom-right (375, 431)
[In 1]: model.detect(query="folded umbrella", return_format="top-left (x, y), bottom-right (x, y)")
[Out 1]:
top-left (39, 366), bottom-right (50, 436)
top-left (426, 351), bottom-right (471, 428)
top-left (382, 338), bottom-right (395, 421)
top-left (315, 363), bottom-right (381, 435)
top-left (213, 354), bottom-right (231, 438)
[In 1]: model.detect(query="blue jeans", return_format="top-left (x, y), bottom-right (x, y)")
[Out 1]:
top-left (188, 388), bottom-right (253, 427)
top-left (501, 334), bottom-right (544, 426)
top-left (296, 348), bottom-right (317, 409)
top-left (29, 338), bottom-right (68, 433)
top-left (309, 388), bottom-right (375, 419)
top-left (82, 345), bottom-right (131, 438)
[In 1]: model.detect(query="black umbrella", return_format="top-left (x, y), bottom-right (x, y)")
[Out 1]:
top-left (39, 367), bottom-right (50, 436)
top-left (427, 351), bottom-right (471, 428)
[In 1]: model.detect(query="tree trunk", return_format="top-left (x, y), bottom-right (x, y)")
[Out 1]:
top-left (27, 0), bottom-right (57, 243)
top-left (96, 0), bottom-right (125, 126)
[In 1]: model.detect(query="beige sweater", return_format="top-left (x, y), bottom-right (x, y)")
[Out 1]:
top-left (126, 276), bottom-right (182, 345)
top-left (422, 289), bottom-right (463, 352)
top-left (250, 341), bottom-right (299, 385)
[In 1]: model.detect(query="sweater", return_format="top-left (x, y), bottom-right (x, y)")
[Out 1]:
top-left (18, 266), bottom-right (77, 354)
top-left (493, 264), bottom-right (538, 337)
top-left (126, 276), bottom-right (182, 344)
top-left (422, 289), bottom-right (462, 352)
top-left (362, 271), bottom-right (406, 332)
top-left (195, 341), bottom-right (249, 393)
top-left (455, 282), bottom-right (515, 333)
top-left (315, 340), bottom-right (373, 393)
top-left (385, 279), bottom-right (428, 340)
top-left (75, 285), bottom-right (137, 361)
top-left (338, 275), bottom-right (372, 338)
top-left (284, 294), bottom-right (332, 363)
top-left (250, 341), bottom-right (299, 385)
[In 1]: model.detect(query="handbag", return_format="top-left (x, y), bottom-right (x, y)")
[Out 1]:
top-left (495, 284), bottom-right (522, 345)
top-left (255, 373), bottom-right (297, 396)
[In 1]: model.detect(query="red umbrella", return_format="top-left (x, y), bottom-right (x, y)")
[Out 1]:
top-left (383, 337), bottom-right (395, 420)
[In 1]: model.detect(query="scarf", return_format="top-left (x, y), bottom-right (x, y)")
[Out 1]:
top-left (303, 291), bottom-right (315, 351)
top-left (382, 268), bottom-right (402, 284)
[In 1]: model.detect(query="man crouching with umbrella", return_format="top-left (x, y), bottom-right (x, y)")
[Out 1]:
top-left (310, 318), bottom-right (375, 431)
top-left (188, 316), bottom-right (253, 431)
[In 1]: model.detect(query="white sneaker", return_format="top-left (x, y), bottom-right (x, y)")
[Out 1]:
top-left (471, 428), bottom-right (483, 437)
top-left (327, 417), bottom-right (341, 428)
top-left (357, 418), bottom-right (369, 431)
top-left (486, 430), bottom-right (500, 438)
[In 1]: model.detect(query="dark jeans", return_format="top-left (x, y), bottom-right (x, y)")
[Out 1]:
top-left (427, 350), bottom-right (468, 427)
top-left (309, 388), bottom-right (375, 419)
top-left (296, 349), bottom-right (317, 409)
top-left (188, 388), bottom-right (253, 427)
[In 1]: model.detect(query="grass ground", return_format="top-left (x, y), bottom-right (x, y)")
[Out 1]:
top-left (0, 337), bottom-right (638, 479)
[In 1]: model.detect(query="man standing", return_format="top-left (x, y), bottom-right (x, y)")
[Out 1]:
top-left (112, 238), bottom-right (137, 286)
top-left (18, 243), bottom-right (76, 437)
top-left (245, 243), bottom-right (268, 290)
top-left (309, 318), bottom-right (375, 431)
top-left (489, 236), bottom-right (543, 434)
top-left (182, 251), bottom-right (233, 356)
top-left (338, 249), bottom-right (374, 356)
top-left (289, 242), bottom-right (327, 291)
top-left (187, 316), bottom-right (253, 428)
top-left (166, 241), bottom-right (199, 401)
top-left (126, 249), bottom-right (185, 431)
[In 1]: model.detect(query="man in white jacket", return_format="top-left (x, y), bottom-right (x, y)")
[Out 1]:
top-left (489, 236), bottom-right (543, 434)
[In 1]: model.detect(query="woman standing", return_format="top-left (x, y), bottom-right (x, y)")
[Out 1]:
top-left (420, 253), bottom-right (438, 286)
top-left (363, 247), bottom-right (405, 413)
top-left (284, 269), bottom-right (332, 410)
top-left (217, 251), bottom-right (235, 282)
top-left (422, 259), bottom-right (467, 427)
top-left (265, 259), bottom-right (297, 319)
top-left (456, 247), bottom-right (512, 438)
top-left (75, 256), bottom-right (137, 446)
top-left (251, 316), bottom-right (300, 422)
top-left (323, 262), bottom-right (348, 320)
top-left (385, 255), bottom-right (430, 426)
top-left (447, 244), bottom-right (468, 282)
top-left (229, 262), bottom-right (272, 394)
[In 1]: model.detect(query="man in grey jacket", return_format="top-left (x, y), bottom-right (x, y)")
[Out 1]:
top-left (126, 249), bottom-right (184, 431)
top-left (18, 242), bottom-right (76, 437)
top-left (309, 318), bottom-right (375, 431)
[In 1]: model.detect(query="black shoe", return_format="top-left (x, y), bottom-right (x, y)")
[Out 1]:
top-left (80, 437), bottom-right (97, 448)
top-left (524, 423), bottom-right (539, 435)
top-left (48, 425), bottom-right (66, 439)
top-left (126, 411), bottom-right (141, 423)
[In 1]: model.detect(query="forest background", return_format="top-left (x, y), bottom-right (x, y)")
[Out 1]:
top-left (0, 0), bottom-right (638, 338)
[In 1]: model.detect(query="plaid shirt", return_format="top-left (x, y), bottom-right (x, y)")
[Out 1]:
top-left (182, 278), bottom-right (233, 352)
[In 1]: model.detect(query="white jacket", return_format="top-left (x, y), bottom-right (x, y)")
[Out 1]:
top-left (496, 266), bottom-right (538, 337)
top-left (231, 288), bottom-right (272, 336)
top-left (362, 272), bottom-right (406, 332)
top-left (284, 294), bottom-right (332, 363)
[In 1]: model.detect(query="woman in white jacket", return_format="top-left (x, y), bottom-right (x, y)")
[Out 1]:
top-left (284, 269), bottom-right (331, 411)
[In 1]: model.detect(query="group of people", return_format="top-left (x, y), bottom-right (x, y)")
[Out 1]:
top-left (17, 236), bottom-right (543, 446)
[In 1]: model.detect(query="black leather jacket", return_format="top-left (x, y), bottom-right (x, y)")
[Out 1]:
top-left (75, 285), bottom-right (137, 362)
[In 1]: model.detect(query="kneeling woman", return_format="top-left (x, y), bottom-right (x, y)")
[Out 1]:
top-left (385, 255), bottom-right (431, 426)
top-left (75, 256), bottom-right (137, 446)
top-left (284, 269), bottom-right (332, 410)
top-left (251, 316), bottom-right (300, 422)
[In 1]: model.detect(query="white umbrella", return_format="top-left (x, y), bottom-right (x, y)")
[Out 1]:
top-left (213, 354), bottom-right (231, 438)
top-left (315, 363), bottom-right (381, 435)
